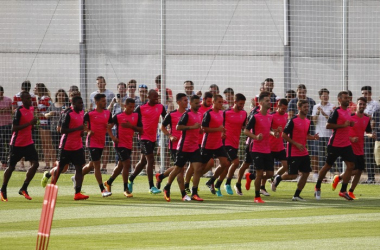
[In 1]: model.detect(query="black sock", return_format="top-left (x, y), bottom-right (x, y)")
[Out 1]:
top-left (149, 180), bottom-right (154, 189)
top-left (207, 177), bottom-right (216, 185)
top-left (294, 189), bottom-right (302, 197)
top-left (21, 182), bottom-right (29, 191)
top-left (107, 177), bottom-right (115, 185)
top-left (192, 187), bottom-right (198, 195)
top-left (315, 180), bottom-right (322, 189)
top-left (75, 186), bottom-right (81, 194)
top-left (184, 182), bottom-right (190, 189)
top-left (164, 183), bottom-right (171, 190)
top-left (215, 180), bottom-right (223, 189)
top-left (46, 172), bottom-right (52, 178)
top-left (129, 174), bottom-right (136, 182)
top-left (260, 185), bottom-right (265, 190)
top-left (124, 183), bottom-right (128, 191)
top-left (235, 183), bottom-right (241, 189)
top-left (250, 173), bottom-right (256, 180)
top-left (1, 184), bottom-right (7, 192)
top-left (226, 178), bottom-right (231, 185)
top-left (349, 188), bottom-right (354, 193)
top-left (159, 174), bottom-right (165, 181)
top-left (276, 175), bottom-right (282, 186)
top-left (255, 190), bottom-right (260, 198)
top-left (181, 190), bottom-right (186, 197)
top-left (340, 183), bottom-right (348, 192)
top-left (99, 183), bottom-right (105, 192)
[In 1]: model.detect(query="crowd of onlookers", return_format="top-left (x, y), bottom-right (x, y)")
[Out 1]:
top-left (0, 76), bottom-right (379, 183)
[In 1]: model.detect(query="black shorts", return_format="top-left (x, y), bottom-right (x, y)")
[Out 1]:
top-left (271, 149), bottom-right (287, 162)
top-left (88, 147), bottom-right (103, 162)
top-left (225, 146), bottom-right (238, 161)
top-left (175, 149), bottom-right (202, 168)
top-left (250, 152), bottom-right (274, 171)
top-left (140, 140), bottom-right (156, 155)
top-left (115, 147), bottom-right (131, 162)
top-left (354, 154), bottom-right (365, 171)
top-left (244, 143), bottom-right (253, 164)
top-left (326, 145), bottom-right (355, 166)
top-left (288, 155), bottom-right (311, 175)
top-left (58, 148), bottom-right (86, 167)
top-left (8, 144), bottom-right (39, 166)
top-left (201, 146), bottom-right (228, 164)
top-left (170, 149), bottom-right (177, 162)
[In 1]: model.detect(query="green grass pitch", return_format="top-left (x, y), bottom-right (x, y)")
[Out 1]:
top-left (1, 171), bottom-right (380, 249)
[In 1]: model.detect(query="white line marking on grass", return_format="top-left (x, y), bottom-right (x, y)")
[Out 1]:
top-left (1, 213), bottom-right (380, 239)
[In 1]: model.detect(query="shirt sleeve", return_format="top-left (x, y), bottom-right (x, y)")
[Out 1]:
top-left (83, 112), bottom-right (90, 123)
top-left (177, 112), bottom-right (189, 126)
top-left (245, 115), bottom-right (256, 134)
top-left (202, 111), bottom-right (211, 127)
top-left (12, 108), bottom-right (22, 126)
top-left (283, 119), bottom-right (294, 135)
top-left (61, 112), bottom-right (71, 129)
top-left (161, 105), bottom-right (167, 119)
top-left (162, 113), bottom-right (172, 127)
top-left (365, 118), bottom-right (372, 133)
top-left (137, 112), bottom-right (143, 127)
top-left (287, 99), bottom-right (297, 113)
top-left (107, 112), bottom-right (113, 124)
top-left (327, 109), bottom-right (339, 124)
top-left (242, 111), bottom-right (248, 128)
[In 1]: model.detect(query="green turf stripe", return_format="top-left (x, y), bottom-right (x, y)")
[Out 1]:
top-left (2, 212), bottom-right (379, 239)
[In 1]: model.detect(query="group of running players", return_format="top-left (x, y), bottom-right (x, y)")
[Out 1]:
top-left (0, 84), bottom-right (373, 203)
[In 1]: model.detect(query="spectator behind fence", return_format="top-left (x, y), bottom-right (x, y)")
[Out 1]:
top-left (89, 76), bottom-right (115, 110)
top-left (34, 83), bottom-right (54, 170)
top-left (108, 82), bottom-right (128, 117)
top-left (45, 89), bottom-right (69, 159)
top-left (0, 86), bottom-right (12, 169)
top-left (12, 80), bottom-right (37, 112)
top-left (285, 89), bottom-right (296, 103)
top-left (347, 90), bottom-right (356, 114)
top-left (312, 88), bottom-right (335, 181)
top-left (154, 75), bottom-right (173, 102)
top-left (138, 84), bottom-right (148, 106)
top-left (127, 79), bottom-right (141, 106)
top-left (361, 86), bottom-right (380, 184)
top-left (223, 88), bottom-right (234, 109)
top-left (371, 106), bottom-right (380, 182)
top-left (254, 78), bottom-right (280, 112)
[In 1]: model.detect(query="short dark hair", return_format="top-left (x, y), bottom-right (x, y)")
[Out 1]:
top-left (297, 99), bottom-right (308, 108)
top-left (176, 93), bottom-right (187, 102)
top-left (70, 91), bottom-right (81, 98)
top-left (347, 90), bottom-right (353, 97)
top-left (209, 84), bottom-right (219, 92)
top-left (96, 76), bottom-right (106, 83)
top-left (213, 94), bottom-right (223, 101)
top-left (21, 80), bottom-right (31, 92)
top-left (117, 82), bottom-right (127, 89)
top-left (72, 96), bottom-right (82, 104)
top-left (126, 98), bottom-right (135, 105)
top-left (190, 95), bottom-right (200, 102)
top-left (337, 91), bottom-right (349, 98)
top-left (69, 85), bottom-right (79, 92)
top-left (361, 86), bottom-right (372, 93)
top-left (297, 84), bottom-right (307, 91)
top-left (223, 88), bottom-right (234, 95)
top-left (286, 89), bottom-right (296, 97)
top-left (318, 88), bottom-right (330, 97)
top-left (203, 91), bottom-right (213, 100)
top-left (94, 93), bottom-right (106, 102)
top-left (184, 80), bottom-right (194, 86)
top-left (0, 86), bottom-right (3, 92)
top-left (357, 97), bottom-right (367, 103)
top-left (258, 91), bottom-right (271, 102)
top-left (155, 75), bottom-right (161, 84)
top-left (235, 93), bottom-right (246, 102)
top-left (20, 90), bottom-right (30, 98)
top-left (264, 78), bottom-right (274, 83)
top-left (278, 98), bottom-right (288, 106)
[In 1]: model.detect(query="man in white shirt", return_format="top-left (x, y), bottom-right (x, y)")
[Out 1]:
top-left (361, 86), bottom-right (379, 183)
top-left (312, 88), bottom-right (335, 181)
